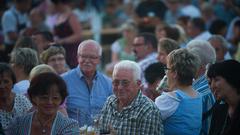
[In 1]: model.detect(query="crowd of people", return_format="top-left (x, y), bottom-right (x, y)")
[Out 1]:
top-left (0, 0), bottom-right (240, 135)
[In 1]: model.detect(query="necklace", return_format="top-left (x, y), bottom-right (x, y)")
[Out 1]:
top-left (35, 113), bottom-right (54, 134)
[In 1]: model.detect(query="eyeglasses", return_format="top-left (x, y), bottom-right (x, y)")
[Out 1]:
top-left (112, 80), bottom-right (131, 87)
top-left (78, 54), bottom-right (99, 60)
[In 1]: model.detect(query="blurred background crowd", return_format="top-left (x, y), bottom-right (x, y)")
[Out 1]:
top-left (0, 0), bottom-right (239, 71)
top-left (0, 0), bottom-right (240, 134)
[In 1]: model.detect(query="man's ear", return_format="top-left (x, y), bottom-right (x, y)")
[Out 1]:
top-left (136, 80), bottom-right (143, 89)
top-left (137, 79), bottom-right (142, 85)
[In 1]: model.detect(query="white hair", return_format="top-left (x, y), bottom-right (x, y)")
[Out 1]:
top-left (113, 60), bottom-right (141, 81)
top-left (77, 39), bottom-right (102, 56)
top-left (187, 39), bottom-right (216, 65)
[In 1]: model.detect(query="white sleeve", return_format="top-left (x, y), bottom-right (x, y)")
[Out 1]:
top-left (155, 92), bottom-right (180, 120)
top-left (111, 40), bottom-right (121, 53)
top-left (2, 11), bottom-right (17, 33)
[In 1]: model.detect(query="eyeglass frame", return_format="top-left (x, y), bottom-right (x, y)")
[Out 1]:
top-left (78, 54), bottom-right (100, 60)
top-left (37, 95), bottom-right (62, 103)
top-left (112, 79), bottom-right (131, 87)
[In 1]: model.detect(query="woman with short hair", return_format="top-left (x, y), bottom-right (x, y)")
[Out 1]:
top-left (6, 72), bottom-right (80, 135)
top-left (155, 48), bottom-right (202, 135)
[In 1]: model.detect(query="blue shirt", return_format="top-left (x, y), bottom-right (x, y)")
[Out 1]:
top-left (193, 75), bottom-right (215, 135)
top-left (164, 90), bottom-right (202, 135)
top-left (1, 6), bottom-right (29, 45)
top-left (62, 66), bottom-right (113, 127)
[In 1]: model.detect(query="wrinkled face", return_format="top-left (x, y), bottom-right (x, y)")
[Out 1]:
top-left (208, 76), bottom-right (233, 101)
top-left (0, 72), bottom-right (13, 98)
top-left (32, 84), bottom-right (62, 116)
top-left (47, 54), bottom-right (66, 74)
top-left (157, 46), bottom-right (168, 65)
top-left (77, 44), bottom-right (100, 75)
top-left (133, 37), bottom-right (148, 61)
top-left (209, 40), bottom-right (225, 62)
top-left (112, 68), bottom-right (141, 106)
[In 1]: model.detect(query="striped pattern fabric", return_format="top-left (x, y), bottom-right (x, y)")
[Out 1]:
top-left (192, 75), bottom-right (215, 135)
top-left (99, 91), bottom-right (164, 135)
top-left (5, 111), bottom-right (80, 135)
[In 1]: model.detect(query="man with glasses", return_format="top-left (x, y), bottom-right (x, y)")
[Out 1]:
top-left (133, 32), bottom-right (158, 88)
top-left (99, 60), bottom-right (163, 135)
top-left (62, 39), bottom-right (113, 127)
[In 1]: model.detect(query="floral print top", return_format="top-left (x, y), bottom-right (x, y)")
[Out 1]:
top-left (0, 94), bottom-right (32, 129)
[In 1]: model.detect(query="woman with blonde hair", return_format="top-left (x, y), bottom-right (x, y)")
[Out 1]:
top-left (155, 48), bottom-right (202, 135)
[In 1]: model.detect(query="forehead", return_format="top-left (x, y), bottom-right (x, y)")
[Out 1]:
top-left (79, 43), bottom-right (98, 53)
top-left (49, 53), bottom-right (64, 58)
top-left (113, 68), bottom-right (133, 80)
top-left (134, 36), bottom-right (144, 43)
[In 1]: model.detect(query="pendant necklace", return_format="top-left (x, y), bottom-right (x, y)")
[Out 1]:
top-left (36, 114), bottom-right (53, 134)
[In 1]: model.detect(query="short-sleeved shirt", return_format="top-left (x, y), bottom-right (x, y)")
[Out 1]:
top-left (0, 94), bottom-right (32, 129)
top-left (12, 80), bottom-right (30, 95)
top-left (62, 66), bottom-right (113, 127)
top-left (1, 6), bottom-right (29, 45)
top-left (99, 91), bottom-right (164, 135)
top-left (155, 90), bottom-right (202, 135)
top-left (111, 38), bottom-right (135, 61)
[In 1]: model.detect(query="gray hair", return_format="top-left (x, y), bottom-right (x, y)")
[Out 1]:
top-left (186, 39), bottom-right (216, 66)
top-left (113, 60), bottom-right (141, 81)
top-left (77, 39), bottom-right (102, 56)
top-left (208, 35), bottom-right (228, 50)
top-left (168, 48), bottom-right (201, 85)
top-left (11, 48), bottom-right (39, 75)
